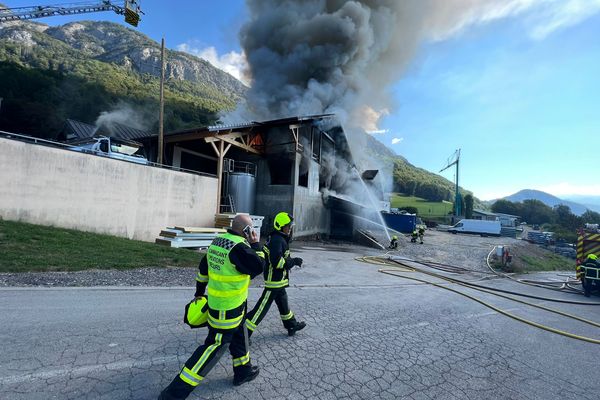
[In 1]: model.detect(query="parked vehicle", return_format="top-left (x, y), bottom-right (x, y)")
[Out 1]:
top-left (70, 136), bottom-right (148, 165)
top-left (447, 219), bottom-right (501, 237)
top-left (576, 227), bottom-right (600, 297)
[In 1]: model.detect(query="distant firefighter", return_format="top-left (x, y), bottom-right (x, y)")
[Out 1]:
top-left (389, 235), bottom-right (398, 250)
top-left (418, 227), bottom-right (425, 244)
top-left (411, 230), bottom-right (418, 243)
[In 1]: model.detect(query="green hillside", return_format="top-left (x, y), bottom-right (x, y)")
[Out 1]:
top-left (0, 20), bottom-right (245, 138)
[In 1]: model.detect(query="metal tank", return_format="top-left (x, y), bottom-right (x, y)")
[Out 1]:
top-left (227, 172), bottom-right (256, 214)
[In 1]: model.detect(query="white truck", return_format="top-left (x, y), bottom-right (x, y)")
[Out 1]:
top-left (447, 219), bottom-right (501, 237)
top-left (70, 136), bottom-right (148, 165)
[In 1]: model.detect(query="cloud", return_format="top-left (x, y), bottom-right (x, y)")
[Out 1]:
top-left (391, 137), bottom-right (404, 145)
top-left (176, 42), bottom-right (249, 85)
top-left (425, 0), bottom-right (600, 42)
top-left (528, 0), bottom-right (600, 40)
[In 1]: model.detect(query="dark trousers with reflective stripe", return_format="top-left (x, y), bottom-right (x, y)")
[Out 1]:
top-left (245, 288), bottom-right (296, 335)
top-left (163, 324), bottom-right (250, 399)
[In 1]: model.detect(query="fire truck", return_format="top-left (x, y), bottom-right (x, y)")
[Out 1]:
top-left (576, 225), bottom-right (600, 297)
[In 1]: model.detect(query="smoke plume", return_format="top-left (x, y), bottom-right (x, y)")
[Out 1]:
top-left (237, 1), bottom-right (529, 127)
top-left (95, 102), bottom-right (153, 133)
top-left (234, 0), bottom-right (592, 142)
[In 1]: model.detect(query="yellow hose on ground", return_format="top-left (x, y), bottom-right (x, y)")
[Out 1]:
top-left (356, 255), bottom-right (600, 345)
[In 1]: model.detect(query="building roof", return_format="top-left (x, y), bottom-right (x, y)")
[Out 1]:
top-left (63, 119), bottom-right (96, 141)
top-left (140, 113), bottom-right (337, 140)
top-left (473, 209), bottom-right (520, 218)
top-left (62, 119), bottom-right (152, 142)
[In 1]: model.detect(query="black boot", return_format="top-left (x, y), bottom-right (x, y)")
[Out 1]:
top-left (158, 377), bottom-right (194, 400)
top-left (158, 388), bottom-right (186, 400)
top-left (233, 365), bottom-right (260, 386)
top-left (288, 321), bottom-right (306, 336)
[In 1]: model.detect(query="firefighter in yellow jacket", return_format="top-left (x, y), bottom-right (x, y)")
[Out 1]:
top-left (158, 214), bottom-right (265, 400)
top-left (245, 212), bottom-right (306, 338)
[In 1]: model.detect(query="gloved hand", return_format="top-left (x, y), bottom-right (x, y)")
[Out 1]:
top-left (293, 257), bottom-right (303, 267)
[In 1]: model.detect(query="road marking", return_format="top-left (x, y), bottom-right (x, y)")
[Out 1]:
top-left (0, 356), bottom-right (181, 385)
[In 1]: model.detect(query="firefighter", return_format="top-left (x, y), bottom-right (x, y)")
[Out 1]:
top-left (389, 235), bottom-right (399, 250)
top-left (411, 230), bottom-right (418, 243)
top-left (418, 226), bottom-right (425, 244)
top-left (158, 214), bottom-right (265, 400)
top-left (580, 254), bottom-right (599, 297)
top-left (245, 212), bottom-right (306, 338)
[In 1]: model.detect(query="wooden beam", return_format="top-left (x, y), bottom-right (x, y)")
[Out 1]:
top-left (205, 135), bottom-right (262, 155)
top-left (216, 140), bottom-right (224, 214)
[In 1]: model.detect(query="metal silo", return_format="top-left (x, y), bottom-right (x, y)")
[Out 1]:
top-left (226, 172), bottom-right (256, 214)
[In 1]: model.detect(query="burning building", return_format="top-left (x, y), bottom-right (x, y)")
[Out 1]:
top-left (141, 114), bottom-right (389, 239)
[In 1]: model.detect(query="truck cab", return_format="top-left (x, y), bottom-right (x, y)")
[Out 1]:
top-left (70, 136), bottom-right (148, 165)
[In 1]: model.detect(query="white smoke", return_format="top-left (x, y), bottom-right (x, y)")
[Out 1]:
top-left (95, 102), bottom-right (149, 132)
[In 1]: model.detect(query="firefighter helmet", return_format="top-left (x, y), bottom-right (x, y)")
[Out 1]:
top-left (274, 212), bottom-right (293, 231)
top-left (184, 296), bottom-right (208, 328)
top-left (586, 254), bottom-right (598, 261)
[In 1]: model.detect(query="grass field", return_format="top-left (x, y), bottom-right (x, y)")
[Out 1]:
top-left (390, 193), bottom-right (453, 218)
top-left (0, 219), bottom-right (201, 273)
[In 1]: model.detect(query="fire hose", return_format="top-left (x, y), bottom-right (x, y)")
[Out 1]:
top-left (356, 255), bottom-right (600, 345)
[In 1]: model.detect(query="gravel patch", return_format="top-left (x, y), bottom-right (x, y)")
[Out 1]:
top-left (0, 267), bottom-right (198, 287)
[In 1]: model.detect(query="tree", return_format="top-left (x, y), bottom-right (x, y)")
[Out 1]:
top-left (521, 199), bottom-right (554, 225)
top-left (581, 210), bottom-right (600, 225)
top-left (464, 194), bottom-right (474, 219)
top-left (553, 204), bottom-right (581, 231)
top-left (491, 199), bottom-right (522, 217)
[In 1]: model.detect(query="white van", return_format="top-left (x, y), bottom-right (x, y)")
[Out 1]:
top-left (448, 219), bottom-right (501, 237)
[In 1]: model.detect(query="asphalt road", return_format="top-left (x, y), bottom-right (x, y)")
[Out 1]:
top-left (1, 243), bottom-right (599, 400)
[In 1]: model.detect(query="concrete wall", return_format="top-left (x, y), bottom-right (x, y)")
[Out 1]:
top-left (0, 138), bottom-right (218, 241)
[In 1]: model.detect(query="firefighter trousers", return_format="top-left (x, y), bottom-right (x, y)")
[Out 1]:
top-left (162, 323), bottom-right (251, 399)
top-left (245, 288), bottom-right (297, 336)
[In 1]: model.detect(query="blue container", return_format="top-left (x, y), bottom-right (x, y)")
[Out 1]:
top-left (381, 212), bottom-right (417, 233)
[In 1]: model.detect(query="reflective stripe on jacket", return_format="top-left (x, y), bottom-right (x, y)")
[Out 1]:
top-left (206, 233), bottom-right (251, 328)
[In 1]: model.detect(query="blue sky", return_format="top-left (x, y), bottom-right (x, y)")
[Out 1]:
top-left (5, 0), bottom-right (600, 200)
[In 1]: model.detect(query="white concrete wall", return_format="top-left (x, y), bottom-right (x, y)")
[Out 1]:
top-left (0, 138), bottom-right (218, 241)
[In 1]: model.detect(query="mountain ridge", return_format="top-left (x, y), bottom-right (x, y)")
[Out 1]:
top-left (501, 189), bottom-right (588, 215)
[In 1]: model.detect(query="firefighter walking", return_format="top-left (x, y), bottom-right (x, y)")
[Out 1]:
top-left (245, 212), bottom-right (306, 338)
top-left (159, 214), bottom-right (265, 400)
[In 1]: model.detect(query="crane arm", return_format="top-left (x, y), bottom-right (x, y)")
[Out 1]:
top-left (0, 1), bottom-right (141, 26)
top-left (439, 160), bottom-right (458, 173)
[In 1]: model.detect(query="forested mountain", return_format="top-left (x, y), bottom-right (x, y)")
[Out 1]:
top-left (0, 19), bottom-right (246, 137)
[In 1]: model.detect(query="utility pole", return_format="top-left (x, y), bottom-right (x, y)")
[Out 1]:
top-left (440, 149), bottom-right (462, 218)
top-left (158, 37), bottom-right (166, 165)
